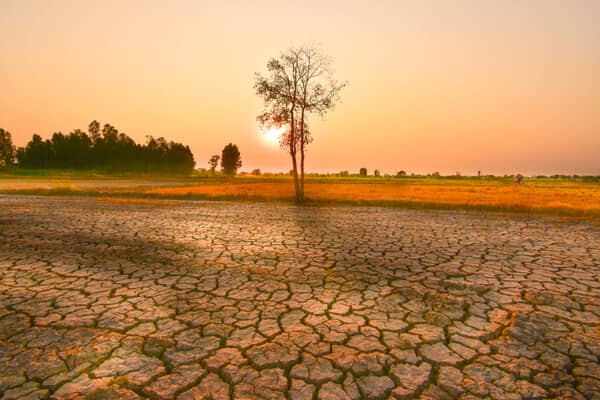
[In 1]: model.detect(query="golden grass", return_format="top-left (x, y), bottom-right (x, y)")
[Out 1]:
top-left (146, 180), bottom-right (600, 215)
top-left (2, 176), bottom-right (599, 218)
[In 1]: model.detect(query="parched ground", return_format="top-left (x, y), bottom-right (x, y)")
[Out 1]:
top-left (0, 196), bottom-right (599, 400)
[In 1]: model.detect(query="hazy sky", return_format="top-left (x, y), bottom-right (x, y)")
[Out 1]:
top-left (1, 0), bottom-right (599, 175)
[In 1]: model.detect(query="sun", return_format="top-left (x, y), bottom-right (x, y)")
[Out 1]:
top-left (261, 126), bottom-right (286, 147)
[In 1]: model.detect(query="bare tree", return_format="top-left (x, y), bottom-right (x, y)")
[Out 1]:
top-left (255, 45), bottom-right (346, 202)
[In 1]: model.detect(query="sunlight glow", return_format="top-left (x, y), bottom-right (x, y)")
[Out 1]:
top-left (261, 126), bottom-right (287, 147)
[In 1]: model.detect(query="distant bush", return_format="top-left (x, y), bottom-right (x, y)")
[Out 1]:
top-left (581, 176), bottom-right (600, 182)
top-left (359, 167), bottom-right (367, 176)
top-left (514, 174), bottom-right (524, 184)
top-left (339, 170), bottom-right (349, 177)
top-left (396, 170), bottom-right (406, 177)
top-left (374, 169), bottom-right (380, 177)
top-left (251, 168), bottom-right (261, 176)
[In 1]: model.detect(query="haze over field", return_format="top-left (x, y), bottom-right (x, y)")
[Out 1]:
top-left (1, 0), bottom-right (599, 175)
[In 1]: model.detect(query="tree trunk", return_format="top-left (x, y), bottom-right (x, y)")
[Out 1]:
top-left (287, 60), bottom-right (304, 203)
top-left (291, 151), bottom-right (300, 202)
top-left (299, 144), bottom-right (305, 201)
top-left (289, 103), bottom-right (301, 202)
top-left (297, 104), bottom-right (306, 202)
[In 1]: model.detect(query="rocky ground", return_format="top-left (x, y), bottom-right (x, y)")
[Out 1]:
top-left (0, 195), bottom-right (598, 399)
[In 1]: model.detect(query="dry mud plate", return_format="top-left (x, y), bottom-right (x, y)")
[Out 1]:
top-left (0, 195), bottom-right (599, 400)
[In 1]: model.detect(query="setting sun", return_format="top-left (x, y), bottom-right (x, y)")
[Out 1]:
top-left (261, 126), bottom-right (287, 147)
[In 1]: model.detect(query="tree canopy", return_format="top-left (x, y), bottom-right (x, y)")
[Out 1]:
top-left (0, 128), bottom-right (15, 167)
top-left (208, 155), bottom-right (220, 174)
top-left (221, 143), bottom-right (242, 175)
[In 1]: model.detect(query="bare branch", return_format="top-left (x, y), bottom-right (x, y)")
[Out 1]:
top-left (253, 44), bottom-right (346, 201)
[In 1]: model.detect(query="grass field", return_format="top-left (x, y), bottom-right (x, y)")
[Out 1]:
top-left (1, 171), bottom-right (599, 219)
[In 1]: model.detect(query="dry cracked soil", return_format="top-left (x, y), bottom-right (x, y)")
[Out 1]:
top-left (0, 195), bottom-right (599, 399)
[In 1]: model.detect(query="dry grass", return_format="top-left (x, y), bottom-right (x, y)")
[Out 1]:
top-left (2, 176), bottom-right (599, 219)
top-left (146, 180), bottom-right (600, 216)
top-left (97, 197), bottom-right (184, 206)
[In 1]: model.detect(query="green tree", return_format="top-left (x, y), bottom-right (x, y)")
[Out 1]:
top-left (359, 167), bottom-right (367, 177)
top-left (16, 134), bottom-right (53, 168)
top-left (88, 120), bottom-right (101, 143)
top-left (15, 121), bottom-right (195, 173)
top-left (0, 128), bottom-right (16, 167)
top-left (221, 143), bottom-right (242, 176)
top-left (208, 155), bottom-right (220, 174)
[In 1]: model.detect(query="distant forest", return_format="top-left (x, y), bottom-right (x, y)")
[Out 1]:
top-left (15, 121), bottom-right (195, 172)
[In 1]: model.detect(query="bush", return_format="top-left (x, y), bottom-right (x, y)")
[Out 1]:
top-left (359, 167), bottom-right (367, 176)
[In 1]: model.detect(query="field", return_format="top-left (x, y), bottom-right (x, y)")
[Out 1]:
top-left (1, 195), bottom-right (599, 398)
top-left (1, 177), bottom-right (599, 398)
top-left (1, 171), bottom-right (599, 219)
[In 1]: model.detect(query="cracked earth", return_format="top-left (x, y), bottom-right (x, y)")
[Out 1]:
top-left (0, 195), bottom-right (599, 399)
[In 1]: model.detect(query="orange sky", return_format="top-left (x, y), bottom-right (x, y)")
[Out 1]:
top-left (1, 0), bottom-right (599, 175)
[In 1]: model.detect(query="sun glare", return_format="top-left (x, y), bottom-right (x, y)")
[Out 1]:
top-left (261, 126), bottom-right (286, 147)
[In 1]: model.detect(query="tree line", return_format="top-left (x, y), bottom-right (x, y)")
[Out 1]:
top-left (0, 121), bottom-right (195, 173)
